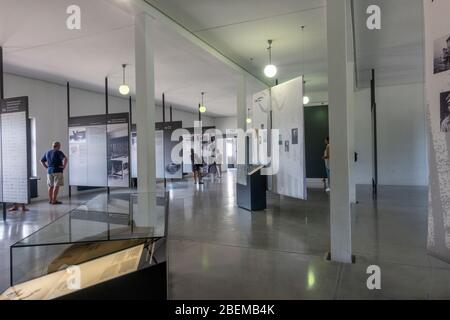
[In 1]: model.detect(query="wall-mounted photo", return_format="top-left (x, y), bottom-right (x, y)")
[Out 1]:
top-left (440, 91), bottom-right (450, 132)
top-left (434, 33), bottom-right (450, 74)
top-left (292, 128), bottom-right (298, 145)
top-left (69, 129), bottom-right (86, 143)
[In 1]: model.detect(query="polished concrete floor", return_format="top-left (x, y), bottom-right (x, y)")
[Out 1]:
top-left (0, 172), bottom-right (449, 299)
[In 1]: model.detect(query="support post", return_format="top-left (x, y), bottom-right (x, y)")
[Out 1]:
top-left (135, 12), bottom-right (156, 194)
top-left (105, 77), bottom-right (110, 195)
top-left (371, 69), bottom-right (378, 198)
top-left (1, 47), bottom-right (5, 221)
top-left (162, 93), bottom-right (167, 189)
top-left (67, 82), bottom-right (72, 198)
top-left (327, 0), bottom-right (353, 263)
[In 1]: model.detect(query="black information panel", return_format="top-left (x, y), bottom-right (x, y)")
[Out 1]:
top-left (131, 122), bottom-right (184, 180)
top-left (69, 113), bottom-right (129, 188)
top-left (107, 113), bottom-right (130, 187)
top-left (0, 97), bottom-right (30, 204)
top-left (155, 121), bottom-right (183, 179)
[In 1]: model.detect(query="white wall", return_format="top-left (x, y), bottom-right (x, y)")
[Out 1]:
top-left (153, 106), bottom-right (215, 128)
top-left (4, 72), bottom-right (216, 201)
top-left (354, 82), bottom-right (428, 186)
top-left (214, 116), bottom-right (237, 132)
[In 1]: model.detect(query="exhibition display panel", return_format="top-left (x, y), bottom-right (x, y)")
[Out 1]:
top-left (155, 121), bottom-right (183, 179)
top-left (424, 0), bottom-right (450, 263)
top-left (2, 192), bottom-right (168, 300)
top-left (0, 96), bottom-right (31, 205)
top-left (69, 113), bottom-right (130, 188)
top-left (271, 77), bottom-right (307, 200)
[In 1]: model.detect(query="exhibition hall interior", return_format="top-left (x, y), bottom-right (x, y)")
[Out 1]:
top-left (0, 0), bottom-right (449, 301)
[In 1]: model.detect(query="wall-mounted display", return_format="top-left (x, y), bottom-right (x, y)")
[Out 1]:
top-left (292, 128), bottom-right (299, 145)
top-left (433, 32), bottom-right (450, 74)
top-left (424, 0), bottom-right (450, 263)
top-left (0, 97), bottom-right (30, 204)
top-left (440, 91), bottom-right (450, 132)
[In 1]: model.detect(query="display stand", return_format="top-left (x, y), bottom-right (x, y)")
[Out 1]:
top-left (237, 165), bottom-right (267, 212)
top-left (2, 192), bottom-right (168, 300)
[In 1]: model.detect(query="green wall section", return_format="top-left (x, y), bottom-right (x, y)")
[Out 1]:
top-left (305, 105), bottom-right (329, 179)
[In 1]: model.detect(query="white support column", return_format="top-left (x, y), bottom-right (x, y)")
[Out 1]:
top-left (327, 0), bottom-right (353, 263)
top-left (236, 74), bottom-right (247, 165)
top-left (135, 12), bottom-right (156, 194)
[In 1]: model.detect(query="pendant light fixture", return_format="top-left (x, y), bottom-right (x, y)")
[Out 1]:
top-left (199, 92), bottom-right (207, 113)
top-left (119, 64), bottom-right (130, 96)
top-left (301, 26), bottom-right (310, 105)
top-left (246, 107), bottom-right (252, 124)
top-left (264, 40), bottom-right (277, 78)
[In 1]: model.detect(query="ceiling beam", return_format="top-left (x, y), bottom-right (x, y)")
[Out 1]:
top-left (135, 0), bottom-right (270, 88)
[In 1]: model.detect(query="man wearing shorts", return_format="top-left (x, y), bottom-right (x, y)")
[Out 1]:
top-left (41, 142), bottom-right (68, 205)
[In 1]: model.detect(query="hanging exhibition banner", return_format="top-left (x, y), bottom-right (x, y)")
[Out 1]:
top-left (107, 113), bottom-right (130, 188)
top-left (156, 121), bottom-right (183, 179)
top-left (424, 0), bottom-right (450, 263)
top-left (69, 113), bottom-right (130, 188)
top-left (271, 77), bottom-right (307, 200)
top-left (0, 97), bottom-right (30, 204)
top-left (132, 122), bottom-right (184, 180)
top-left (251, 89), bottom-right (271, 166)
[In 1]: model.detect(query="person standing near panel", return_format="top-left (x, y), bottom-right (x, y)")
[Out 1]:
top-left (41, 142), bottom-right (68, 205)
top-left (191, 149), bottom-right (203, 185)
top-left (322, 137), bottom-right (330, 193)
top-left (216, 149), bottom-right (223, 179)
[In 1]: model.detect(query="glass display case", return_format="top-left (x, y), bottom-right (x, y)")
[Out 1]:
top-left (2, 192), bottom-right (168, 300)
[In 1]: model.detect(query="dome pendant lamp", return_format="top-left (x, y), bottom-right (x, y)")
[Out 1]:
top-left (119, 64), bottom-right (130, 96)
top-left (199, 92), bottom-right (207, 113)
top-left (264, 40), bottom-right (278, 78)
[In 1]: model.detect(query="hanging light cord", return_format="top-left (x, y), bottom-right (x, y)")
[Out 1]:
top-left (122, 64), bottom-right (126, 85)
top-left (268, 40), bottom-right (273, 65)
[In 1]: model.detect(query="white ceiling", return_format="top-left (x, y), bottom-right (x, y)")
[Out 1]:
top-left (0, 0), bottom-right (254, 117)
top-left (0, 0), bottom-right (425, 118)
top-left (144, 0), bottom-right (328, 92)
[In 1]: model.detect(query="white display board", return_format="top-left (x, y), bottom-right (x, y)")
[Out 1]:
top-left (69, 123), bottom-right (107, 187)
top-left (130, 125), bottom-right (137, 179)
top-left (424, 0), bottom-right (450, 262)
top-left (271, 77), bottom-right (307, 200)
top-left (0, 97), bottom-right (30, 204)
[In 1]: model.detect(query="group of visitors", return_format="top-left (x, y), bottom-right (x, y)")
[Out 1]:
top-left (190, 148), bottom-right (223, 185)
